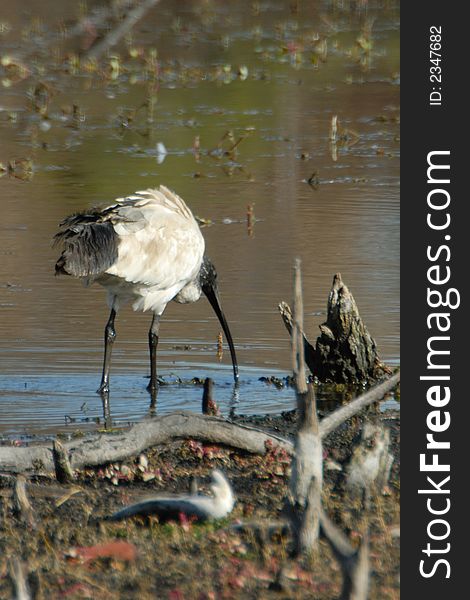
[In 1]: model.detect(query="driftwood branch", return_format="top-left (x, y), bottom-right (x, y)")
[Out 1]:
top-left (107, 470), bottom-right (234, 522)
top-left (0, 412), bottom-right (294, 474)
top-left (85, 0), bottom-right (161, 60)
top-left (320, 372), bottom-right (400, 438)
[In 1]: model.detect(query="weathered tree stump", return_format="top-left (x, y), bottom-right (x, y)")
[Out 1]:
top-left (279, 273), bottom-right (391, 383)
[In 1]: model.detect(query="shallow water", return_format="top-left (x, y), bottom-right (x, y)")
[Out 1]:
top-left (0, 0), bottom-right (399, 435)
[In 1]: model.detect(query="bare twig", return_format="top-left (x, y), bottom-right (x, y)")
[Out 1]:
top-left (320, 372), bottom-right (400, 438)
top-left (320, 507), bottom-right (355, 558)
top-left (320, 509), bottom-right (370, 600)
top-left (13, 476), bottom-right (35, 529)
top-left (279, 300), bottom-right (317, 375)
top-left (292, 259), bottom-right (307, 393)
top-left (288, 259), bottom-right (323, 555)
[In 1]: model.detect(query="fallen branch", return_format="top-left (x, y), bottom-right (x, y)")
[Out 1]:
top-left (320, 372), bottom-right (400, 438)
top-left (0, 412), bottom-right (294, 474)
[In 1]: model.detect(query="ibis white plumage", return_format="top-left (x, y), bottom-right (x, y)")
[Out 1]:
top-left (108, 469), bottom-right (235, 522)
top-left (54, 186), bottom-right (239, 399)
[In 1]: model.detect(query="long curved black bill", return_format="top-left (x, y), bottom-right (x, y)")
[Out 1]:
top-left (203, 283), bottom-right (239, 382)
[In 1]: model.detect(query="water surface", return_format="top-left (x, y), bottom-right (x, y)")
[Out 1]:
top-left (0, 0), bottom-right (399, 435)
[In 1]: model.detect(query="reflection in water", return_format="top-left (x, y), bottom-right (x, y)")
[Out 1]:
top-left (228, 382), bottom-right (241, 420)
top-left (0, 0), bottom-right (399, 434)
top-left (0, 369), bottom-right (399, 439)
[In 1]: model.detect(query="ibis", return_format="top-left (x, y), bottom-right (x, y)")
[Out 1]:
top-left (54, 186), bottom-right (239, 399)
top-left (108, 469), bottom-right (235, 522)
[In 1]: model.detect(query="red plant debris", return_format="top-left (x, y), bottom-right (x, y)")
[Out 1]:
top-left (66, 541), bottom-right (138, 564)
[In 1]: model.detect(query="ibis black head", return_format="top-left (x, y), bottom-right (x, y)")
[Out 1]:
top-left (199, 257), bottom-right (239, 382)
top-left (199, 256), bottom-right (218, 293)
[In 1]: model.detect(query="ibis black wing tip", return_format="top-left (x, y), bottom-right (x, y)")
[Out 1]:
top-left (54, 254), bottom-right (68, 276)
top-left (51, 220), bottom-right (118, 278)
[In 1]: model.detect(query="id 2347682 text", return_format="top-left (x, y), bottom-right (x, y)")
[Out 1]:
top-left (429, 26), bottom-right (442, 106)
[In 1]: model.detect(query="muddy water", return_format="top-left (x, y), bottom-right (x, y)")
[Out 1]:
top-left (0, 0), bottom-right (399, 436)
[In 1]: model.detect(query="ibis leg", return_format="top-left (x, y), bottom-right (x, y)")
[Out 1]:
top-left (97, 308), bottom-right (117, 396)
top-left (147, 313), bottom-right (161, 400)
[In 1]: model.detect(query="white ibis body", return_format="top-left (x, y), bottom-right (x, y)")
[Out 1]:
top-left (54, 186), bottom-right (239, 398)
top-left (108, 469), bottom-right (235, 522)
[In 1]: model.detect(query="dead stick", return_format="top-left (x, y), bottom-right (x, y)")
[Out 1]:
top-left (0, 412), bottom-right (294, 473)
top-left (13, 476), bottom-right (35, 529)
top-left (52, 440), bottom-right (74, 484)
top-left (319, 508), bottom-right (355, 558)
top-left (320, 372), bottom-right (400, 438)
top-left (279, 301), bottom-right (317, 375)
top-left (202, 378), bottom-right (218, 416)
top-left (292, 259), bottom-right (307, 393)
top-left (320, 509), bottom-right (369, 600)
top-left (289, 259), bottom-right (322, 554)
